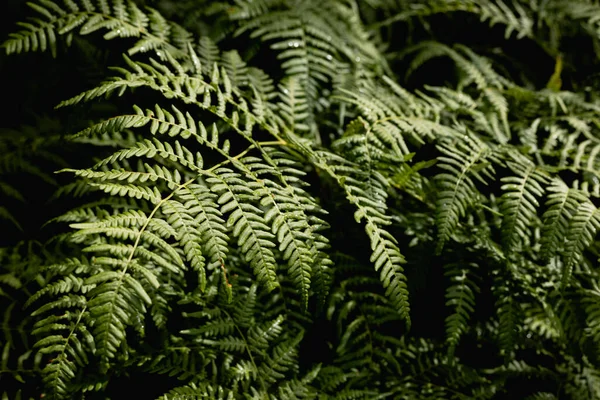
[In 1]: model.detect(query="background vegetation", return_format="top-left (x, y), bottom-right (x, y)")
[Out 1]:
top-left (2, 0), bottom-right (600, 398)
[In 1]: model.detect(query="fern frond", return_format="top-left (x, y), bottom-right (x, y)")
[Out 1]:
top-left (258, 332), bottom-right (303, 385)
top-left (334, 79), bottom-right (460, 155)
top-left (475, 0), bottom-right (534, 40)
top-left (25, 276), bottom-right (91, 309)
top-left (492, 270), bottom-right (521, 357)
top-left (58, 53), bottom-right (277, 138)
top-left (499, 152), bottom-right (548, 251)
top-left (237, 0), bottom-right (383, 120)
top-left (260, 153), bottom-right (335, 307)
top-left (207, 167), bottom-right (279, 292)
top-left (523, 303), bottom-right (561, 341)
top-left (540, 179), bottom-right (588, 261)
top-left (339, 167), bottom-right (409, 322)
top-left (277, 77), bottom-right (311, 137)
top-left (444, 262), bottom-right (479, 357)
top-left (435, 135), bottom-right (496, 253)
top-left (561, 201), bottom-right (600, 287)
top-left (2, 0), bottom-right (190, 59)
top-left (582, 281), bottom-right (600, 351)
top-left (282, 127), bottom-right (411, 323)
top-left (85, 266), bottom-right (152, 369)
top-left (250, 163), bottom-right (315, 307)
top-left (171, 183), bottom-right (229, 274)
top-left (30, 296), bottom-right (91, 399)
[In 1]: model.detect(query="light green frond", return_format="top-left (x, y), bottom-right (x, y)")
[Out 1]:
top-left (176, 183), bottom-right (229, 271)
top-left (540, 179), bottom-right (587, 262)
top-left (252, 169), bottom-right (314, 306)
top-left (25, 276), bottom-right (91, 309)
top-left (435, 135), bottom-right (495, 253)
top-left (335, 80), bottom-right (459, 154)
top-left (57, 55), bottom-right (277, 140)
top-left (561, 201), bottom-right (600, 287)
top-left (475, 0), bottom-right (534, 40)
top-left (85, 267), bottom-right (151, 369)
top-left (500, 153), bottom-right (548, 251)
top-left (248, 315), bottom-right (284, 353)
top-left (161, 198), bottom-right (207, 289)
top-left (2, 0), bottom-right (190, 59)
top-left (252, 148), bottom-right (335, 308)
top-left (277, 77), bottom-right (311, 137)
top-left (207, 167), bottom-right (279, 292)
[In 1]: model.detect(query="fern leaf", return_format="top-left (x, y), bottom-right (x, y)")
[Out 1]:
top-left (175, 183), bottom-right (230, 270)
top-left (540, 179), bottom-right (587, 261)
top-left (500, 154), bottom-right (548, 251)
top-left (161, 198), bottom-right (208, 290)
top-left (84, 266), bottom-right (150, 369)
top-left (583, 283), bottom-right (600, 354)
top-left (258, 332), bottom-right (303, 385)
top-left (435, 135), bottom-right (495, 253)
top-left (444, 262), bottom-right (479, 357)
top-left (207, 167), bottom-right (279, 292)
top-left (277, 77), bottom-right (311, 136)
top-left (476, 0), bottom-right (534, 40)
top-left (31, 301), bottom-right (92, 399)
top-left (561, 201), bottom-right (600, 287)
top-left (308, 149), bottom-right (410, 324)
top-left (2, 1), bottom-right (189, 59)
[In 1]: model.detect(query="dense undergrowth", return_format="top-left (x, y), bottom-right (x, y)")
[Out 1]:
top-left (2, 0), bottom-right (600, 398)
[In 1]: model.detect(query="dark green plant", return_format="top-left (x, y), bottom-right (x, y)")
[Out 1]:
top-left (2, 0), bottom-right (600, 399)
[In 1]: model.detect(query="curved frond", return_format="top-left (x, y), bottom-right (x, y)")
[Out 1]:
top-left (435, 135), bottom-right (496, 253)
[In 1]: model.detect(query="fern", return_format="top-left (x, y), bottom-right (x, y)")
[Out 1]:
top-left (499, 151), bottom-right (548, 252)
top-left (435, 134), bottom-right (496, 253)
top-left (3, 0), bottom-right (600, 398)
top-left (444, 262), bottom-right (479, 357)
top-left (561, 201), bottom-right (600, 286)
top-left (3, 0), bottom-right (192, 59)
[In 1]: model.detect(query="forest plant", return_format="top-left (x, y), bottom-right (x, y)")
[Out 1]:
top-left (1, 0), bottom-right (600, 399)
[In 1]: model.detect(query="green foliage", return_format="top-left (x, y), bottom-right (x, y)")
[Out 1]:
top-left (2, 0), bottom-right (600, 398)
